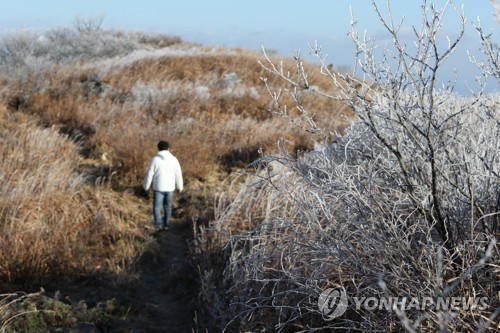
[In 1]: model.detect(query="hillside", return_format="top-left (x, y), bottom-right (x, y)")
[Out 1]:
top-left (0, 24), bottom-right (350, 331)
top-left (1, 32), bottom-right (349, 182)
top-left (3, 11), bottom-right (496, 332)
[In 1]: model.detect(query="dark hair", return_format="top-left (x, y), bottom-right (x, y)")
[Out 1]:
top-left (157, 140), bottom-right (169, 151)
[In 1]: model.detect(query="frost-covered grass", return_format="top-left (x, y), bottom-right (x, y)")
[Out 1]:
top-left (0, 21), bottom-right (180, 74)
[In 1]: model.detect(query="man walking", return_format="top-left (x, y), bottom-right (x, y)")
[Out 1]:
top-left (144, 140), bottom-right (183, 231)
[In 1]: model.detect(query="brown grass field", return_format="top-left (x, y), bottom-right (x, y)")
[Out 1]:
top-left (0, 28), bottom-right (351, 331)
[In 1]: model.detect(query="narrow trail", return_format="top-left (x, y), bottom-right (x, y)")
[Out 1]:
top-left (50, 217), bottom-right (199, 333)
top-left (131, 218), bottom-right (198, 332)
top-left (47, 159), bottom-right (202, 332)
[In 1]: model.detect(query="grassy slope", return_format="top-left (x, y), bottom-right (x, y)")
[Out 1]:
top-left (0, 29), bottom-right (351, 330)
top-left (6, 45), bottom-right (349, 182)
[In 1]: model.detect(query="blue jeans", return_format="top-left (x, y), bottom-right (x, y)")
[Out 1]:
top-left (153, 191), bottom-right (174, 229)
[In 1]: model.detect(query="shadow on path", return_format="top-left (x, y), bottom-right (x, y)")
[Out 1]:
top-left (131, 219), bottom-right (198, 332)
top-left (45, 218), bottom-right (199, 333)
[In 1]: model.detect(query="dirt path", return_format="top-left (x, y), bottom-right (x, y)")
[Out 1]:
top-left (47, 217), bottom-right (199, 333)
top-left (131, 219), bottom-right (198, 332)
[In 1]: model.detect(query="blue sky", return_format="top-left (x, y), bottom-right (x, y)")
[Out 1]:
top-left (0, 0), bottom-right (498, 93)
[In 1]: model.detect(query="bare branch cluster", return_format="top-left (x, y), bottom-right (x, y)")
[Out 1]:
top-left (195, 1), bottom-right (499, 331)
top-left (0, 19), bottom-right (181, 80)
top-left (470, 20), bottom-right (500, 82)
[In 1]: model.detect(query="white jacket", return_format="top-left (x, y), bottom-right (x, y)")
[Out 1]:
top-left (143, 150), bottom-right (183, 192)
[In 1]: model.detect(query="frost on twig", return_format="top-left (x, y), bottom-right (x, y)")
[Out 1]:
top-left (196, 1), bottom-right (499, 331)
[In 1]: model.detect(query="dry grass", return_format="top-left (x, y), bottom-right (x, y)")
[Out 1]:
top-left (1, 44), bottom-right (351, 185)
top-left (0, 114), bottom-right (147, 284)
top-left (0, 25), bottom-right (352, 330)
top-left (1, 13), bottom-right (495, 332)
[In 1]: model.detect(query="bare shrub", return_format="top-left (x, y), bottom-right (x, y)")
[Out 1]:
top-left (470, 18), bottom-right (499, 83)
top-left (195, 0), bottom-right (499, 331)
top-left (0, 19), bottom-right (181, 81)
